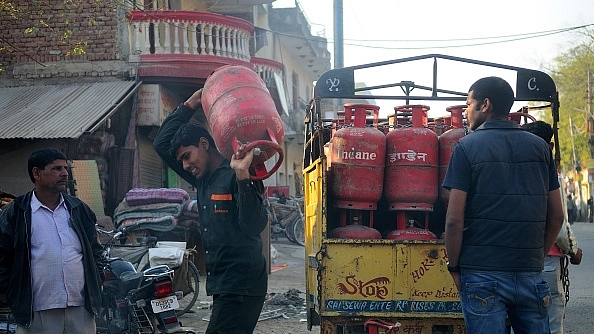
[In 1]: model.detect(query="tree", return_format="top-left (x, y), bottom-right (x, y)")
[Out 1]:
top-left (545, 33), bottom-right (594, 173)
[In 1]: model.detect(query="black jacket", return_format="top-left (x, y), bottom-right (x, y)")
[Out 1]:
top-left (153, 103), bottom-right (268, 296)
top-left (0, 190), bottom-right (103, 327)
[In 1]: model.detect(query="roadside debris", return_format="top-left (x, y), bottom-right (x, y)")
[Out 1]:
top-left (201, 289), bottom-right (306, 323)
top-left (266, 289), bottom-right (304, 307)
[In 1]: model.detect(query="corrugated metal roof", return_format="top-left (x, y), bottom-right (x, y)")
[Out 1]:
top-left (0, 81), bottom-right (137, 139)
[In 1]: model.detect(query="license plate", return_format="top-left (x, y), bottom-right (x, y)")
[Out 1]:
top-left (151, 296), bottom-right (179, 313)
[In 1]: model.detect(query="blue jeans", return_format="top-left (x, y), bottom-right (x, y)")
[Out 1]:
top-left (543, 256), bottom-right (565, 334)
top-left (460, 270), bottom-right (551, 334)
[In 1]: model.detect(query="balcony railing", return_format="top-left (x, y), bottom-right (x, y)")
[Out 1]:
top-left (251, 57), bottom-right (283, 81)
top-left (126, 11), bottom-right (254, 62)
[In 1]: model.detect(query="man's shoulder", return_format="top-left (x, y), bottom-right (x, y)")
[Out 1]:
top-left (62, 194), bottom-right (92, 212)
top-left (63, 193), bottom-right (82, 205)
top-left (8, 192), bottom-right (33, 211)
top-left (457, 130), bottom-right (485, 146)
top-left (0, 194), bottom-right (27, 227)
top-left (515, 131), bottom-right (553, 153)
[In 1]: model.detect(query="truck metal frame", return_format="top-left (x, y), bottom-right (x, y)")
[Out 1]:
top-left (303, 54), bottom-right (559, 334)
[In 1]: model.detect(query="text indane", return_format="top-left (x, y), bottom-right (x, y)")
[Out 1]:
top-left (339, 148), bottom-right (377, 161)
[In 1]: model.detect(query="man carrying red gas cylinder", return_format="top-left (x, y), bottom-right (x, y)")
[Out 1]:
top-left (153, 87), bottom-right (269, 334)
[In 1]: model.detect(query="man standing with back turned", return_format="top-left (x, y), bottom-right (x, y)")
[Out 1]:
top-left (442, 77), bottom-right (565, 334)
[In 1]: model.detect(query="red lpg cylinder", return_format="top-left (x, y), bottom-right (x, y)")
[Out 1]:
top-left (201, 65), bottom-right (284, 181)
top-left (384, 111), bottom-right (411, 135)
top-left (508, 111), bottom-right (537, 124)
top-left (438, 105), bottom-right (467, 208)
top-left (432, 118), bottom-right (445, 136)
top-left (332, 108), bottom-right (354, 137)
top-left (331, 104), bottom-right (385, 210)
top-left (325, 107), bottom-right (355, 168)
top-left (384, 105), bottom-right (438, 211)
top-left (385, 212), bottom-right (437, 240)
top-left (330, 224), bottom-right (382, 239)
top-left (329, 213), bottom-right (382, 239)
top-left (386, 227), bottom-right (437, 240)
top-left (387, 110), bottom-right (412, 128)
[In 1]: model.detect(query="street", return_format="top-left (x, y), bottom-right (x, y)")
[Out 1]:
top-left (563, 222), bottom-right (594, 333)
top-left (181, 223), bottom-right (594, 334)
top-left (177, 238), bottom-right (308, 333)
top-left (177, 224), bottom-right (594, 334)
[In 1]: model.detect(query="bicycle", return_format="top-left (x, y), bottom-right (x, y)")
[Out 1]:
top-left (96, 225), bottom-right (200, 316)
top-left (266, 196), bottom-right (305, 246)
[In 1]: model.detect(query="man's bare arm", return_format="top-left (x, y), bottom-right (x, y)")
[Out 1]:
top-left (544, 188), bottom-right (564, 254)
top-left (445, 188), bottom-right (467, 291)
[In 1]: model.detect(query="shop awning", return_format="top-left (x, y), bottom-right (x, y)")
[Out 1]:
top-left (0, 81), bottom-right (141, 139)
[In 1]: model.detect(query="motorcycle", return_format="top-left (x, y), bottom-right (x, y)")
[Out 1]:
top-left (96, 229), bottom-right (194, 334)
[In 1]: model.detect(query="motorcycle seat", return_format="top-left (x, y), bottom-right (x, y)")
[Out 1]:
top-left (119, 271), bottom-right (144, 292)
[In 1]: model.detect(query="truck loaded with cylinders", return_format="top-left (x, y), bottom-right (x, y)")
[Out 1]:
top-left (302, 54), bottom-right (560, 334)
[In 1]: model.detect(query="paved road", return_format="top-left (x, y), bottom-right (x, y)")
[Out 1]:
top-left (563, 222), bottom-right (594, 333)
top-left (177, 238), bottom-right (307, 333)
top-left (177, 225), bottom-right (594, 333)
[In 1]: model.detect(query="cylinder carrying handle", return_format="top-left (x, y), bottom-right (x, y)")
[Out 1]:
top-left (232, 128), bottom-right (284, 181)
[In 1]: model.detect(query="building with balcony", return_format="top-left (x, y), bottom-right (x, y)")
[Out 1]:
top-left (0, 0), bottom-right (331, 216)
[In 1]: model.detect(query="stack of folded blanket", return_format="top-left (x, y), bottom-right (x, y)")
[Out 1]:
top-left (179, 199), bottom-right (200, 228)
top-left (114, 188), bottom-right (200, 231)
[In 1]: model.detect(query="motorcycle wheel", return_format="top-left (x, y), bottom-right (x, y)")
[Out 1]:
top-left (96, 299), bottom-right (120, 334)
top-left (287, 216), bottom-right (305, 246)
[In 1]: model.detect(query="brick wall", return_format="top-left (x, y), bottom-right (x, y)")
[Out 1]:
top-left (0, 0), bottom-right (126, 80)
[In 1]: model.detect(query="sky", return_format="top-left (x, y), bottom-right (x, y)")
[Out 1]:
top-left (273, 0), bottom-right (594, 117)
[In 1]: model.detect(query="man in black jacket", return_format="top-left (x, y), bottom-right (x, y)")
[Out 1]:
top-left (0, 148), bottom-right (102, 333)
top-left (153, 88), bottom-right (268, 334)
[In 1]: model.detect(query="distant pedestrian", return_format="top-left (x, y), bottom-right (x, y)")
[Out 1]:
top-left (567, 195), bottom-right (576, 224)
top-left (588, 196), bottom-right (594, 223)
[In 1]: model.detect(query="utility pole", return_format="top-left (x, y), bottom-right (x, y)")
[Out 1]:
top-left (586, 71), bottom-right (594, 221)
top-left (588, 71), bottom-right (594, 164)
top-left (333, 0), bottom-right (344, 113)
top-left (333, 0), bottom-right (343, 70)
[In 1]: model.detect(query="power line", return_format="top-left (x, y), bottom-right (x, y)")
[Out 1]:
top-left (6, 0), bottom-right (591, 67)
top-left (122, 2), bottom-right (594, 52)
top-left (342, 24), bottom-right (594, 43)
top-left (260, 22), bottom-right (593, 52)
top-left (333, 24), bottom-right (593, 50)
top-left (339, 28), bottom-right (582, 50)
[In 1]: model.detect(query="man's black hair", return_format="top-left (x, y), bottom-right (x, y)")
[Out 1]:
top-left (170, 123), bottom-right (217, 158)
top-left (521, 121), bottom-right (554, 143)
top-left (468, 76), bottom-right (515, 117)
top-left (28, 148), bottom-right (68, 183)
